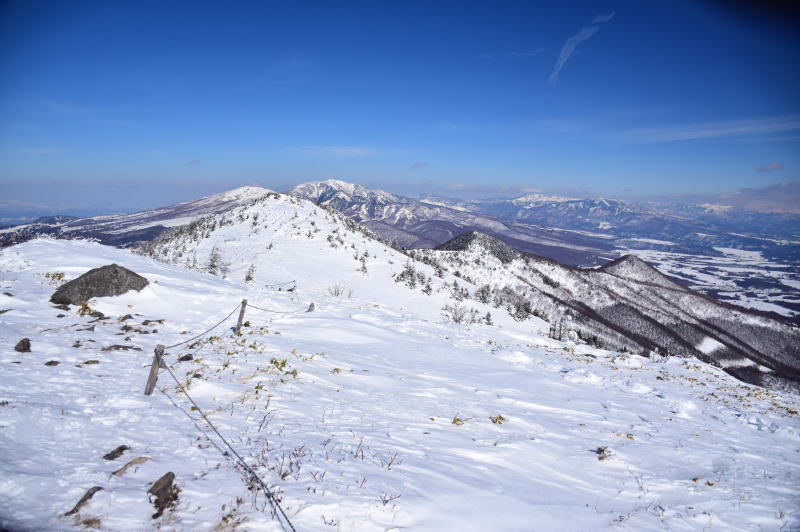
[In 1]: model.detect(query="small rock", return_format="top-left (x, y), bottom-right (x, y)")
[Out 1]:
top-left (306, 302), bottom-right (316, 313)
top-left (44, 360), bottom-right (60, 366)
top-left (14, 338), bottom-right (31, 352)
top-left (3, 292), bottom-right (13, 297)
top-left (0, 308), bottom-right (11, 315)
top-left (118, 314), bottom-right (133, 322)
top-left (89, 311), bottom-right (105, 319)
top-left (102, 345), bottom-right (142, 352)
top-left (142, 319), bottom-right (164, 326)
top-left (102, 445), bottom-right (130, 461)
top-left (83, 359), bottom-right (100, 365)
top-left (57, 313), bottom-right (66, 318)
top-left (112, 456), bottom-right (150, 476)
top-left (72, 341), bottom-right (81, 348)
top-left (54, 303), bottom-right (70, 310)
top-left (77, 325), bottom-right (95, 332)
top-left (178, 354), bottom-right (193, 362)
top-left (64, 486), bottom-right (103, 516)
top-left (148, 472), bottom-right (179, 519)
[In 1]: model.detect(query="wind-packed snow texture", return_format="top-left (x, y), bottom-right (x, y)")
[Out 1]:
top-left (1, 192), bottom-right (799, 531)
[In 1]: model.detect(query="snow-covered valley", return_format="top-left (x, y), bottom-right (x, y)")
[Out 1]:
top-left (1, 193), bottom-right (799, 531)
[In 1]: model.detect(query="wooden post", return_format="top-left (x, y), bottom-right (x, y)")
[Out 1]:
top-left (235, 299), bottom-right (247, 334)
top-left (144, 344), bottom-right (165, 396)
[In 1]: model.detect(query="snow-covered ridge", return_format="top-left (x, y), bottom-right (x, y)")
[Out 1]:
top-left (291, 179), bottom-right (402, 206)
top-left (0, 186), bottom-right (276, 248)
top-left (509, 192), bottom-right (576, 205)
top-left (287, 180), bottom-right (800, 319)
top-left (417, 231), bottom-right (800, 388)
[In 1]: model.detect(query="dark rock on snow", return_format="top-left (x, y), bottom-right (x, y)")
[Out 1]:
top-left (44, 360), bottom-right (60, 366)
top-left (102, 345), bottom-right (142, 352)
top-left (14, 338), bottom-right (30, 352)
top-left (64, 486), bottom-right (103, 516)
top-left (148, 472), bottom-right (179, 519)
top-left (103, 445), bottom-right (130, 461)
top-left (178, 354), bottom-right (193, 362)
top-left (50, 264), bottom-right (148, 305)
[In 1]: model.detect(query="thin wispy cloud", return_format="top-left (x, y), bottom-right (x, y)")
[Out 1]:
top-left (185, 160), bottom-right (201, 166)
top-left (592, 13), bottom-right (615, 24)
top-left (282, 146), bottom-right (375, 158)
top-left (624, 116), bottom-right (800, 143)
top-left (757, 162), bottom-right (784, 173)
top-left (549, 13), bottom-right (615, 85)
top-left (410, 162), bottom-right (429, 170)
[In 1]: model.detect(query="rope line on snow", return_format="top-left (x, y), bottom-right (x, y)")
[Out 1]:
top-left (161, 364), bottom-right (297, 532)
top-left (153, 299), bottom-right (308, 531)
top-left (263, 280), bottom-right (300, 303)
top-left (246, 302), bottom-right (308, 315)
top-left (164, 304), bottom-right (241, 349)
top-left (263, 280), bottom-right (296, 290)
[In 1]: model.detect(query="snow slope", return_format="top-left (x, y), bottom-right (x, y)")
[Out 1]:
top-left (0, 186), bottom-right (273, 248)
top-left (1, 211), bottom-right (800, 530)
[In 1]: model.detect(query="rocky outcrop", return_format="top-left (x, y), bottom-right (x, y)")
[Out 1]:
top-left (50, 264), bottom-right (148, 305)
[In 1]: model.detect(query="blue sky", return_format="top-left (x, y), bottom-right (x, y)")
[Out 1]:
top-left (1, 0), bottom-right (798, 211)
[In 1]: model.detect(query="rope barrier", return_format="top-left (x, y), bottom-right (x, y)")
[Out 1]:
top-left (263, 280), bottom-right (300, 304)
top-left (263, 280), bottom-right (296, 290)
top-left (161, 364), bottom-right (297, 532)
top-left (164, 304), bottom-right (241, 349)
top-left (246, 302), bottom-right (308, 315)
top-left (149, 299), bottom-right (303, 531)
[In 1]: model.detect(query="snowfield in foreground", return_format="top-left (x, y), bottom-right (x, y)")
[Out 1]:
top-left (1, 238), bottom-right (799, 531)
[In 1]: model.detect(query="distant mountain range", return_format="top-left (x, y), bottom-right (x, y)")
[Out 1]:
top-left (2, 180), bottom-right (798, 321)
top-left (293, 180), bottom-right (800, 264)
top-left (290, 180), bottom-right (619, 265)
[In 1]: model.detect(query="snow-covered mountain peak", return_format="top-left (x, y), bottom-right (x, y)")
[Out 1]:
top-left (436, 231), bottom-right (520, 264)
top-left (0, 185), bottom-right (279, 248)
top-left (214, 185), bottom-right (275, 202)
top-left (291, 179), bottom-right (402, 206)
top-left (598, 254), bottom-right (678, 287)
top-left (510, 192), bottom-right (575, 205)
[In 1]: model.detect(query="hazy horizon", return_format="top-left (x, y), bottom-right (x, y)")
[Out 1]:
top-left (2, 178), bottom-right (799, 225)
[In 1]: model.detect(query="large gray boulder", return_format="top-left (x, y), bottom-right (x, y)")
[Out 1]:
top-left (50, 264), bottom-right (149, 305)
